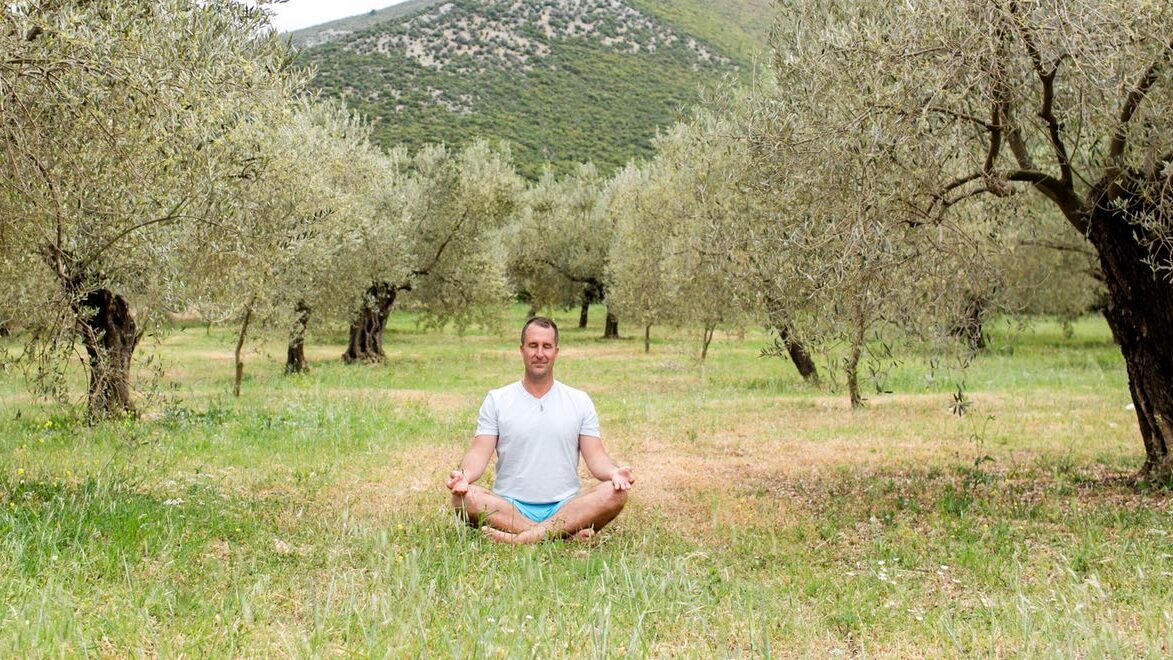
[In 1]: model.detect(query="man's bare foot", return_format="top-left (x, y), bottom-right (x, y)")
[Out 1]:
top-left (482, 526), bottom-right (531, 544)
top-left (481, 526), bottom-right (594, 545)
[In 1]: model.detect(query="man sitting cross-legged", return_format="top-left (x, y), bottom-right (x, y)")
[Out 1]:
top-left (446, 316), bottom-right (634, 544)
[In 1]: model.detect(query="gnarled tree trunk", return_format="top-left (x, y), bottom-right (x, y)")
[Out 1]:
top-left (950, 297), bottom-right (987, 352)
top-left (764, 296), bottom-right (819, 382)
top-left (643, 324), bottom-right (651, 353)
top-left (579, 296), bottom-right (590, 329)
top-left (775, 323), bottom-right (819, 384)
top-left (579, 282), bottom-right (603, 329)
top-left (342, 282), bottom-right (398, 364)
top-left (286, 300), bottom-right (310, 374)
top-left (603, 308), bottom-right (619, 339)
top-left (76, 288), bottom-right (138, 419)
top-left (1086, 193), bottom-right (1172, 482)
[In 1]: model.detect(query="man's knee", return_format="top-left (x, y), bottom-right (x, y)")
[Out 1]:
top-left (452, 485), bottom-right (489, 516)
top-left (603, 485), bottom-right (628, 512)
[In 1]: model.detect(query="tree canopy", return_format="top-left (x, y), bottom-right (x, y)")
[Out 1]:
top-left (0, 0), bottom-right (303, 414)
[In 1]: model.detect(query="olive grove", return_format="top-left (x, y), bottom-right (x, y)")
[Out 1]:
top-left (676, 98), bottom-right (975, 405)
top-left (606, 125), bottom-right (756, 359)
top-left (173, 100), bottom-right (396, 388)
top-left (759, 0), bottom-right (1171, 475)
top-left (0, 0), bottom-right (302, 417)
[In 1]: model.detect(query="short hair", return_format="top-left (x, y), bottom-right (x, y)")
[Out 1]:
top-left (521, 316), bottom-right (559, 346)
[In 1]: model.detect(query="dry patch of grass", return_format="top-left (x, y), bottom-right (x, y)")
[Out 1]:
top-left (308, 386), bottom-right (471, 412)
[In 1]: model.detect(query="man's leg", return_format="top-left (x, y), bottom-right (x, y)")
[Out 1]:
top-left (482, 482), bottom-right (628, 544)
top-left (452, 485), bottom-right (536, 534)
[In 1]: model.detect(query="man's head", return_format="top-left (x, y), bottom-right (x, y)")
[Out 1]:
top-left (520, 316), bottom-right (559, 347)
top-left (520, 316), bottom-right (559, 381)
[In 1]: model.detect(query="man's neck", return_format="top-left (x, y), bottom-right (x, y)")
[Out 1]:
top-left (522, 375), bottom-right (554, 398)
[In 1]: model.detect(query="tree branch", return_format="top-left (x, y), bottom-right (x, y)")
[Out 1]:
top-left (1012, 10), bottom-right (1075, 187)
top-left (80, 198), bottom-right (201, 271)
top-left (1036, 58), bottom-right (1074, 186)
top-left (1018, 238), bottom-right (1096, 258)
top-left (1108, 39), bottom-right (1173, 167)
top-left (944, 184), bottom-right (1010, 208)
top-left (988, 20), bottom-right (1033, 173)
top-left (984, 101), bottom-right (1003, 174)
top-left (882, 103), bottom-right (997, 130)
top-left (1006, 169), bottom-right (1088, 232)
top-left (412, 209), bottom-right (469, 278)
top-left (539, 257), bottom-right (597, 287)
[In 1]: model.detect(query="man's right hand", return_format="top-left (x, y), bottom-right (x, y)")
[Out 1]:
top-left (447, 469), bottom-right (470, 495)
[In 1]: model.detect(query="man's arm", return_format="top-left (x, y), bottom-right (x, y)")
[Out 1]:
top-left (579, 435), bottom-right (634, 490)
top-left (447, 434), bottom-right (497, 495)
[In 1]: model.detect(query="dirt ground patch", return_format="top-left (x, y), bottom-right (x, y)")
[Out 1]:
top-left (312, 387), bottom-right (471, 413)
top-left (327, 389), bottom-right (1146, 540)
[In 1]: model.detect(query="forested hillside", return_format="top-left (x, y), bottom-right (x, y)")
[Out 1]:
top-left (296, 0), bottom-right (773, 177)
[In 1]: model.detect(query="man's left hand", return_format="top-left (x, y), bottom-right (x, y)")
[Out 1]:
top-left (610, 466), bottom-right (634, 491)
top-left (447, 469), bottom-right (470, 495)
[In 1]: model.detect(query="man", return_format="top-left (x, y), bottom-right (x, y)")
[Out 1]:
top-left (446, 316), bottom-right (634, 544)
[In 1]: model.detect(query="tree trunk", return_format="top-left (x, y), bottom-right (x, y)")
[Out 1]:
top-left (701, 324), bottom-right (716, 361)
top-left (285, 300), bottom-right (310, 374)
top-left (643, 324), bottom-right (651, 353)
top-left (579, 282), bottom-right (603, 329)
top-left (1086, 198), bottom-right (1173, 482)
top-left (76, 289), bottom-right (138, 419)
top-left (951, 297), bottom-right (987, 352)
top-left (342, 282), bottom-right (397, 364)
top-left (775, 323), bottom-right (819, 384)
top-left (845, 317), bottom-right (866, 409)
top-left (603, 309), bottom-right (619, 339)
top-left (233, 302), bottom-right (254, 398)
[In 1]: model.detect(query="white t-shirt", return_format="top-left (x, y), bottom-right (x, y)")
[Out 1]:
top-left (476, 379), bottom-right (601, 503)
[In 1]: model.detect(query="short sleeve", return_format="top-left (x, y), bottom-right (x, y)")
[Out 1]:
top-left (475, 393), bottom-right (498, 436)
top-left (579, 394), bottom-right (600, 437)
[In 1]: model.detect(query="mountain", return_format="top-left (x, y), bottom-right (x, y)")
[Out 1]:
top-left (295, 0), bottom-right (773, 178)
top-left (288, 0), bottom-right (446, 49)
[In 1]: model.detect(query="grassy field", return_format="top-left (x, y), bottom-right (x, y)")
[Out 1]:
top-left (0, 307), bottom-right (1169, 655)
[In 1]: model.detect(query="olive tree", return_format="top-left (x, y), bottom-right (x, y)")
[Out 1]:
top-left (0, 0), bottom-right (301, 416)
top-left (740, 111), bottom-right (970, 407)
top-left (508, 163), bottom-right (616, 335)
top-left (175, 100), bottom-right (398, 389)
top-left (341, 141), bottom-right (522, 363)
top-left (274, 107), bottom-right (405, 375)
top-left (948, 197), bottom-right (1106, 349)
top-left (605, 163), bottom-right (673, 351)
top-left (766, 0), bottom-right (1172, 476)
top-left (607, 124), bottom-right (759, 359)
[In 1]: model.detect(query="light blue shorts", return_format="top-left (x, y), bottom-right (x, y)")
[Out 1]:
top-left (503, 495), bottom-right (573, 523)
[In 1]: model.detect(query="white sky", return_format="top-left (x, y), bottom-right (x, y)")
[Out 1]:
top-left (263, 0), bottom-right (412, 32)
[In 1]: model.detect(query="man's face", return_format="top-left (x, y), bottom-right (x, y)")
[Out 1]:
top-left (520, 324), bottom-right (559, 380)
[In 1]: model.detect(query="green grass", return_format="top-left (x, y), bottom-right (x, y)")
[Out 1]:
top-left (0, 307), bottom-right (1169, 655)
